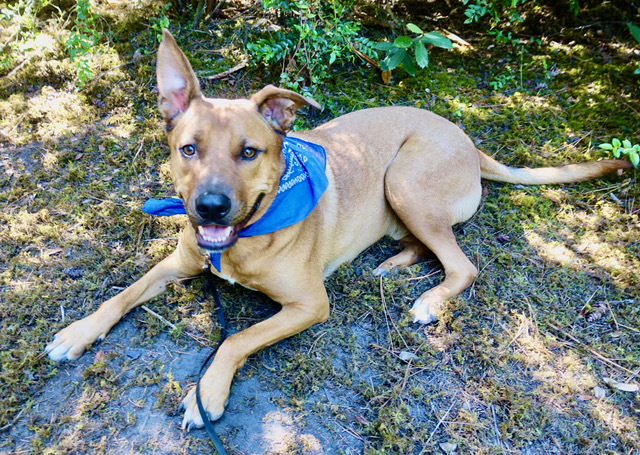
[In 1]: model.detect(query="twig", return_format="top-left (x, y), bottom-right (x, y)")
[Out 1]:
top-left (423, 400), bottom-right (457, 448)
top-left (0, 408), bottom-right (24, 432)
top-left (131, 139), bottom-right (144, 187)
top-left (140, 305), bottom-right (209, 347)
top-left (333, 418), bottom-right (366, 443)
top-left (141, 305), bottom-right (177, 329)
top-left (2, 57), bottom-right (30, 79)
top-left (618, 323), bottom-right (640, 334)
top-left (379, 277), bottom-right (411, 353)
top-left (85, 51), bottom-right (156, 92)
top-left (307, 330), bottom-right (327, 354)
top-left (205, 60), bottom-right (247, 80)
top-left (547, 322), bottom-right (639, 378)
top-left (491, 404), bottom-right (504, 451)
top-left (603, 298), bottom-right (619, 331)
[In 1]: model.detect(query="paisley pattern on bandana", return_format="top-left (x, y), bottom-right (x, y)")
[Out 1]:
top-left (142, 136), bottom-right (329, 271)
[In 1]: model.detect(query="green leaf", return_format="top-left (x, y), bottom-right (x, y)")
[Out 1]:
top-left (623, 139), bottom-right (632, 149)
top-left (628, 23), bottom-right (640, 43)
top-left (373, 41), bottom-right (394, 51)
top-left (421, 31), bottom-right (453, 49)
top-left (385, 48), bottom-right (407, 71)
top-left (630, 151), bottom-right (640, 168)
top-left (599, 143), bottom-right (613, 150)
top-left (406, 23), bottom-right (423, 34)
top-left (393, 36), bottom-right (413, 49)
top-left (612, 138), bottom-right (622, 148)
top-left (403, 53), bottom-right (416, 76)
top-left (614, 148), bottom-right (621, 158)
top-left (414, 40), bottom-right (429, 68)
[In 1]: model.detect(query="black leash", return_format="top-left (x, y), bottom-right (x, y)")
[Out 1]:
top-left (195, 266), bottom-right (228, 455)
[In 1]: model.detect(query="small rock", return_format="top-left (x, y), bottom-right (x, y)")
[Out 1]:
top-left (63, 267), bottom-right (85, 279)
top-left (126, 349), bottom-right (142, 360)
top-left (399, 351), bottom-right (417, 361)
top-left (593, 386), bottom-right (606, 398)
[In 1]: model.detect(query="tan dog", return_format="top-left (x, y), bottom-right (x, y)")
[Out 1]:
top-left (46, 30), bottom-right (630, 429)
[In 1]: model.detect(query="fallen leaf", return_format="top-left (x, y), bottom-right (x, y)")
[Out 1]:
top-left (440, 442), bottom-right (457, 453)
top-left (45, 248), bottom-right (63, 257)
top-left (603, 377), bottom-right (639, 393)
top-left (546, 192), bottom-right (561, 203)
top-left (94, 350), bottom-right (105, 363)
top-left (354, 414), bottom-right (369, 425)
top-left (75, 153), bottom-right (83, 160)
top-left (381, 70), bottom-right (391, 84)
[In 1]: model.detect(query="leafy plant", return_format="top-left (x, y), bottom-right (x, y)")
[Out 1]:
top-left (462, 0), bottom-right (579, 26)
top-left (373, 23), bottom-right (452, 77)
top-left (488, 31), bottom-right (541, 92)
top-left (247, 0), bottom-right (370, 95)
top-left (65, 0), bottom-right (101, 88)
top-left (599, 138), bottom-right (640, 168)
top-left (150, 3), bottom-right (171, 43)
top-left (0, 0), bottom-right (50, 72)
top-left (629, 22), bottom-right (640, 75)
top-left (489, 67), bottom-right (516, 90)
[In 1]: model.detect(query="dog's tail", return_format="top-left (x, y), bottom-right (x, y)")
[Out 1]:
top-left (478, 150), bottom-right (632, 185)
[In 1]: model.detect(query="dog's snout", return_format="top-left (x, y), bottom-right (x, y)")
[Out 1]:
top-left (195, 192), bottom-right (232, 223)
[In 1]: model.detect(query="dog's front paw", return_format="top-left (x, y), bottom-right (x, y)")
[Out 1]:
top-left (410, 293), bottom-right (444, 324)
top-left (180, 383), bottom-right (228, 430)
top-left (45, 316), bottom-right (107, 362)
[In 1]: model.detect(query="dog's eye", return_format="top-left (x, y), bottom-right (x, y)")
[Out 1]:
top-left (180, 144), bottom-right (197, 157)
top-left (240, 147), bottom-right (260, 161)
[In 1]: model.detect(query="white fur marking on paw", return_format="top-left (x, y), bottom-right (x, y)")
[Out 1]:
top-left (410, 299), bottom-right (438, 325)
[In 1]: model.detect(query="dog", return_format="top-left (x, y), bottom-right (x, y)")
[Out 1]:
top-left (45, 29), bottom-right (631, 429)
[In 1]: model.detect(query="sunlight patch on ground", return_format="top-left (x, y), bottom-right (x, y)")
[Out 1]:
top-left (26, 86), bottom-right (92, 141)
top-left (525, 230), bottom-right (580, 267)
top-left (262, 409), bottom-right (323, 454)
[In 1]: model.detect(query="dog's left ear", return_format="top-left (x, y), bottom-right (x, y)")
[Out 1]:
top-left (250, 85), bottom-right (321, 133)
top-left (156, 29), bottom-right (202, 127)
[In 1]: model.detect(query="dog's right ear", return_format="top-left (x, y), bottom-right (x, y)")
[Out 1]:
top-left (156, 29), bottom-right (202, 127)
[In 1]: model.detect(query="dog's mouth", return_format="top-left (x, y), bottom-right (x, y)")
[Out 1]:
top-left (195, 224), bottom-right (239, 252)
top-left (193, 193), bottom-right (265, 253)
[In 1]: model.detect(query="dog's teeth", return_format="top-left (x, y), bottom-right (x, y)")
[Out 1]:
top-left (198, 226), bottom-right (204, 235)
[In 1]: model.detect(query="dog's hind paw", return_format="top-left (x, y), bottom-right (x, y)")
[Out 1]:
top-left (410, 294), bottom-right (443, 325)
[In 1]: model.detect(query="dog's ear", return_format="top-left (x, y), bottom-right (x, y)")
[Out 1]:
top-left (156, 29), bottom-right (202, 126)
top-left (250, 85), bottom-right (321, 133)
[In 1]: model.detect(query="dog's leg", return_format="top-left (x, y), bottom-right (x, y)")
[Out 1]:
top-left (180, 278), bottom-right (330, 428)
top-left (383, 137), bottom-right (480, 324)
top-left (372, 234), bottom-right (428, 276)
top-left (46, 226), bottom-right (206, 361)
top-left (405, 223), bottom-right (477, 323)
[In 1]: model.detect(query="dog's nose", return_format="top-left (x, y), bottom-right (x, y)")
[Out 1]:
top-left (195, 192), bottom-right (232, 223)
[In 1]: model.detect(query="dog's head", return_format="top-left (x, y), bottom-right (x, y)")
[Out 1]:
top-left (155, 29), bottom-right (320, 252)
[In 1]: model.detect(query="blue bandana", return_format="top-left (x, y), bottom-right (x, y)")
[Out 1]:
top-left (142, 136), bottom-right (329, 271)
